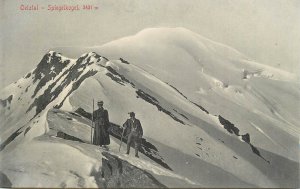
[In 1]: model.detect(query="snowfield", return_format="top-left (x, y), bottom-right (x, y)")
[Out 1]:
top-left (0, 27), bottom-right (299, 188)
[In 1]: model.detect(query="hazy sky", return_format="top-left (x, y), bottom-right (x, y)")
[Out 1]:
top-left (1, 0), bottom-right (299, 89)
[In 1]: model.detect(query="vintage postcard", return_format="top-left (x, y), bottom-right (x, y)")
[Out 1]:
top-left (0, 0), bottom-right (299, 188)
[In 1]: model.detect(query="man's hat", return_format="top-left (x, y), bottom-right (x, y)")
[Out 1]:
top-left (97, 100), bottom-right (103, 105)
top-left (128, 112), bottom-right (135, 117)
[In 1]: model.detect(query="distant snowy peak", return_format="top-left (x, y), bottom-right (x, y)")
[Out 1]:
top-left (24, 51), bottom-right (107, 86)
top-left (26, 51), bottom-right (111, 116)
top-left (31, 51), bottom-right (106, 81)
top-left (52, 27), bottom-right (248, 61)
top-left (30, 51), bottom-right (71, 84)
top-left (97, 27), bottom-right (297, 82)
top-left (107, 27), bottom-right (247, 59)
top-left (51, 28), bottom-right (297, 82)
top-left (0, 51), bottom-right (112, 122)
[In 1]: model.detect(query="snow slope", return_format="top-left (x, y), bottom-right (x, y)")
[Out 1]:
top-left (1, 27), bottom-right (299, 188)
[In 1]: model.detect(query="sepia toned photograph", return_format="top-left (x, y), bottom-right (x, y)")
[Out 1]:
top-left (0, 0), bottom-right (299, 188)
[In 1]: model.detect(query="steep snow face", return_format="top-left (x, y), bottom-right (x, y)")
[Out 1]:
top-left (67, 59), bottom-right (298, 187)
top-left (1, 28), bottom-right (299, 188)
top-left (54, 27), bottom-right (299, 137)
top-left (59, 28), bottom-right (299, 159)
top-left (0, 51), bottom-right (106, 146)
top-left (97, 28), bottom-right (299, 153)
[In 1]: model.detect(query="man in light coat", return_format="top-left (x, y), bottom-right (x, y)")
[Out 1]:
top-left (122, 112), bottom-right (143, 158)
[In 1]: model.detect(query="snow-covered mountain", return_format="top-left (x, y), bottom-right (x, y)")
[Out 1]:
top-left (0, 28), bottom-right (299, 188)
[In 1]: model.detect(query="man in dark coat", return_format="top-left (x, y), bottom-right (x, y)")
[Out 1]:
top-left (123, 112), bottom-right (143, 158)
top-left (93, 101), bottom-right (110, 147)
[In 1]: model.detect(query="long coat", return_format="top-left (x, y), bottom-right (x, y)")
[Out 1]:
top-left (92, 108), bottom-right (110, 145)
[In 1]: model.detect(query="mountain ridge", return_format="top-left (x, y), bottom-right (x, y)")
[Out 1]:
top-left (51, 27), bottom-right (297, 80)
top-left (0, 27), bottom-right (299, 187)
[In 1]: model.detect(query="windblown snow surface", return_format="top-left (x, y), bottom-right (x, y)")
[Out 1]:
top-left (0, 28), bottom-right (299, 188)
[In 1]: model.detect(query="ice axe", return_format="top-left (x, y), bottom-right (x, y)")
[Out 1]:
top-left (91, 99), bottom-right (94, 144)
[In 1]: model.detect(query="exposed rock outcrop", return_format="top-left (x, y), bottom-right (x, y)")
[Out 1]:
top-left (0, 171), bottom-right (12, 188)
top-left (0, 95), bottom-right (13, 108)
top-left (56, 131), bottom-right (84, 143)
top-left (101, 152), bottom-right (166, 188)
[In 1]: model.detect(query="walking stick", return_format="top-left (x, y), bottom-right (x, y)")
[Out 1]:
top-left (91, 99), bottom-right (94, 144)
top-left (119, 127), bottom-right (125, 152)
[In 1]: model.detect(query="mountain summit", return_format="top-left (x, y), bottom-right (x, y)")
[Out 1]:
top-left (1, 28), bottom-right (299, 188)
